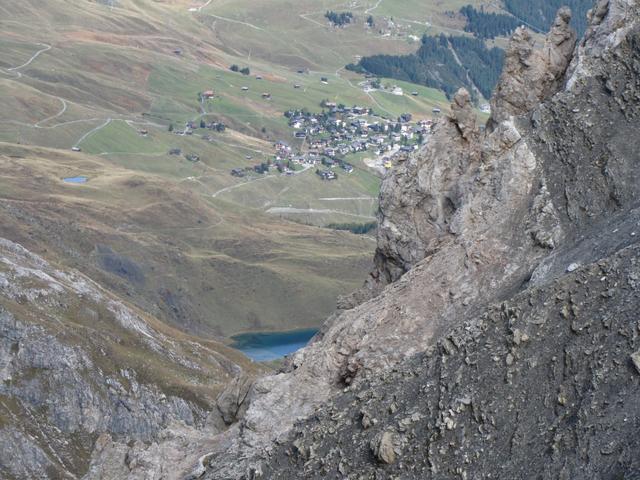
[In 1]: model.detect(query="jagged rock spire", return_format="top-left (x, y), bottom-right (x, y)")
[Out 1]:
top-left (488, 7), bottom-right (577, 128)
top-left (449, 88), bottom-right (477, 141)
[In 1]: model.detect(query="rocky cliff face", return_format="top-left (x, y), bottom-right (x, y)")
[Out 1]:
top-left (195, 1), bottom-right (640, 478)
top-left (263, 240), bottom-right (640, 479)
top-left (0, 238), bottom-right (259, 479)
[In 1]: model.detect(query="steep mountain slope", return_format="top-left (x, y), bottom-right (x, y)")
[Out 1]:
top-left (1, 1), bottom-right (639, 479)
top-left (0, 0), bottom-right (382, 336)
top-left (263, 240), bottom-right (640, 479)
top-left (0, 237), bottom-right (261, 479)
top-left (184, 1), bottom-right (639, 478)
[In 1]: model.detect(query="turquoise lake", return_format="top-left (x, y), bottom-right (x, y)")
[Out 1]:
top-left (230, 329), bottom-right (318, 362)
top-left (63, 176), bottom-right (88, 183)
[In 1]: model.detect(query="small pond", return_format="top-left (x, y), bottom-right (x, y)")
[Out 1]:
top-left (63, 176), bottom-right (88, 184)
top-left (230, 328), bottom-right (318, 362)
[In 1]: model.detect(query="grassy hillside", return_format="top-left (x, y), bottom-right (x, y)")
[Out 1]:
top-left (0, 0), bottom-right (500, 340)
top-left (0, 143), bottom-right (373, 337)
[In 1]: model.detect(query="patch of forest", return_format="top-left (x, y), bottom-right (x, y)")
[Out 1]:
top-left (326, 222), bottom-right (377, 234)
top-left (502, 0), bottom-right (591, 36)
top-left (459, 5), bottom-right (520, 39)
top-left (347, 34), bottom-right (503, 100)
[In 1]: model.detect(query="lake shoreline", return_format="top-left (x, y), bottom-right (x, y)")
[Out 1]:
top-left (230, 327), bottom-right (319, 362)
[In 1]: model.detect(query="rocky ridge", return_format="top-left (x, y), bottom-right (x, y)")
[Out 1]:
top-left (263, 239), bottom-right (640, 478)
top-left (195, 1), bottom-right (640, 478)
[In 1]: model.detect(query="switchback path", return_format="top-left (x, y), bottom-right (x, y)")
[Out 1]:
top-left (34, 98), bottom-right (67, 127)
top-left (365, 0), bottom-right (383, 14)
top-left (5, 43), bottom-right (51, 78)
top-left (74, 118), bottom-right (112, 147)
top-left (207, 14), bottom-right (264, 30)
top-left (211, 165), bottom-right (312, 198)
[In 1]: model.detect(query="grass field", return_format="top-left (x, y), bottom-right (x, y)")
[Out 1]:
top-left (0, 143), bottom-right (374, 336)
top-left (0, 0), bottom-right (502, 339)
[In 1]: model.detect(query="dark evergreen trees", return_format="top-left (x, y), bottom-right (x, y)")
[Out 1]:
top-left (326, 222), bottom-right (377, 234)
top-left (503, 0), bottom-right (591, 36)
top-left (348, 34), bottom-right (504, 100)
top-left (459, 5), bottom-right (520, 39)
top-left (325, 11), bottom-right (354, 26)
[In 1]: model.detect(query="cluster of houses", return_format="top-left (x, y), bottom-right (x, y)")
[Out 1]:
top-left (229, 139), bottom-right (356, 181)
top-left (360, 80), bottom-right (419, 97)
top-left (285, 102), bottom-right (433, 157)
top-left (173, 119), bottom-right (226, 136)
top-left (227, 100), bottom-right (435, 182)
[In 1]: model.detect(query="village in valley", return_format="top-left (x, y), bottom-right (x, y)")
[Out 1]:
top-left (167, 76), bottom-right (438, 184)
top-left (233, 98), bottom-right (435, 181)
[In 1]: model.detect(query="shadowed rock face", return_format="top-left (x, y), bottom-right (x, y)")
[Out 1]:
top-left (262, 242), bottom-right (640, 479)
top-left (193, 2), bottom-right (640, 479)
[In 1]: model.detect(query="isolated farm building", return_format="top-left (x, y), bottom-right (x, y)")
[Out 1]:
top-left (202, 90), bottom-right (215, 99)
top-left (262, 92), bottom-right (272, 99)
top-left (231, 168), bottom-right (246, 177)
top-left (400, 113), bottom-right (412, 122)
top-left (254, 163), bottom-right (270, 174)
top-left (316, 169), bottom-right (337, 180)
top-left (391, 86), bottom-right (403, 96)
top-left (341, 162), bottom-right (354, 173)
top-left (321, 157), bottom-right (335, 167)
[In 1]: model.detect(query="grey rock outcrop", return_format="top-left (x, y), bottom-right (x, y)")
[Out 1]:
top-left (261, 242), bottom-right (640, 479)
top-left (216, 374), bottom-right (253, 425)
top-left (354, 88), bottom-right (482, 301)
top-left (196, 2), bottom-right (640, 478)
top-left (488, 8), bottom-right (577, 128)
top-left (0, 238), bottom-right (256, 479)
top-left (450, 88), bottom-right (478, 141)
